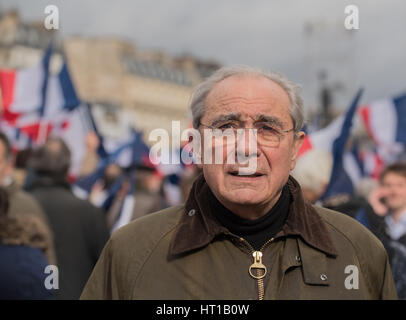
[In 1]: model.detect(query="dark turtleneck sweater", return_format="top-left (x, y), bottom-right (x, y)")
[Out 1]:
top-left (210, 185), bottom-right (291, 250)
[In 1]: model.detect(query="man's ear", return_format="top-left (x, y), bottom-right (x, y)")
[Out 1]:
top-left (290, 131), bottom-right (305, 171)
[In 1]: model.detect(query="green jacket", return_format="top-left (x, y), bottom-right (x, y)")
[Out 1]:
top-left (81, 175), bottom-right (397, 300)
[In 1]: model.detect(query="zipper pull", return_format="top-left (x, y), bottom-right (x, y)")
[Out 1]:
top-left (249, 251), bottom-right (267, 279)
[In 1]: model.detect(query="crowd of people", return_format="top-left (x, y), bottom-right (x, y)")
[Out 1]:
top-left (1, 128), bottom-right (406, 299)
top-left (1, 126), bottom-right (406, 299)
top-left (0, 67), bottom-right (406, 300)
top-left (0, 131), bottom-right (199, 299)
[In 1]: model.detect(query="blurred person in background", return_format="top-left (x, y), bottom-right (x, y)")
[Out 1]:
top-left (323, 191), bottom-right (369, 219)
top-left (357, 162), bottom-right (406, 299)
top-left (292, 148), bottom-right (368, 217)
top-left (25, 137), bottom-right (109, 300)
top-left (0, 187), bottom-right (53, 299)
top-left (89, 163), bottom-right (123, 208)
top-left (291, 148), bottom-right (333, 204)
top-left (78, 132), bottom-right (100, 178)
top-left (13, 147), bottom-right (33, 188)
top-left (0, 132), bottom-right (56, 264)
top-left (131, 163), bottom-right (164, 219)
top-left (105, 163), bottom-right (165, 230)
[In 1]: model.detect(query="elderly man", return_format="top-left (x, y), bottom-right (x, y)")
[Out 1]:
top-left (81, 66), bottom-right (397, 299)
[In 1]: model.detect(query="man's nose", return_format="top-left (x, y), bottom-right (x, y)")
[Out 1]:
top-left (235, 128), bottom-right (260, 158)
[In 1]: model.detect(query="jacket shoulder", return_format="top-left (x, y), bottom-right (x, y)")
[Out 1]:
top-left (314, 206), bottom-right (386, 254)
top-left (81, 205), bottom-right (184, 299)
top-left (107, 205), bottom-right (185, 272)
top-left (110, 204), bottom-right (184, 246)
top-left (8, 189), bottom-right (45, 216)
top-left (314, 206), bottom-right (397, 298)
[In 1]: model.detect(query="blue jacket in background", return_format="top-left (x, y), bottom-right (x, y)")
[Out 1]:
top-left (0, 243), bottom-right (53, 300)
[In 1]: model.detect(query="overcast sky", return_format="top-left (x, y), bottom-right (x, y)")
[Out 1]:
top-left (1, 0), bottom-right (405, 110)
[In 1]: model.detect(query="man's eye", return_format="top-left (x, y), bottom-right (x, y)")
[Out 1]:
top-left (261, 125), bottom-right (279, 133)
top-left (218, 123), bottom-right (236, 130)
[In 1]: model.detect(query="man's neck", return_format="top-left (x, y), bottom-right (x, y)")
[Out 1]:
top-left (391, 207), bottom-right (406, 223)
top-left (218, 191), bottom-right (283, 220)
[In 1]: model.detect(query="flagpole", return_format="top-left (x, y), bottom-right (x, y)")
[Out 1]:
top-left (37, 43), bottom-right (53, 146)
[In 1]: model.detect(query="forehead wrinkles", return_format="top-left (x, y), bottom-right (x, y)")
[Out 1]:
top-left (212, 96), bottom-right (277, 109)
top-left (203, 75), bottom-right (293, 127)
top-left (205, 92), bottom-right (292, 125)
top-left (206, 80), bottom-right (290, 110)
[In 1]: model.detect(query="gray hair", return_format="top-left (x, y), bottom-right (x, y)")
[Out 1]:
top-left (189, 65), bottom-right (305, 134)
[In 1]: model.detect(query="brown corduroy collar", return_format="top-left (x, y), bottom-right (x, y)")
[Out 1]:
top-left (169, 174), bottom-right (338, 257)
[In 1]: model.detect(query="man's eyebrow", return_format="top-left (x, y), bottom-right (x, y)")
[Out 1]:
top-left (254, 115), bottom-right (284, 129)
top-left (210, 113), bottom-right (241, 126)
top-left (209, 113), bottom-right (286, 129)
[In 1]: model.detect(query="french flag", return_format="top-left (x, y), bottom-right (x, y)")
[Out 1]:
top-left (0, 121), bottom-right (33, 151)
top-left (320, 89), bottom-right (364, 200)
top-left (0, 47), bottom-right (94, 179)
top-left (298, 89), bottom-right (364, 200)
top-left (359, 93), bottom-right (406, 146)
top-left (58, 103), bottom-right (95, 177)
top-left (358, 93), bottom-right (406, 165)
top-left (15, 59), bottom-right (82, 144)
top-left (39, 58), bottom-right (91, 177)
top-left (0, 46), bottom-right (52, 125)
top-left (358, 147), bottom-right (385, 180)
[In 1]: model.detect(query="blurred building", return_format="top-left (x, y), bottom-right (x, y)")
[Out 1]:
top-left (0, 10), bottom-right (59, 68)
top-left (0, 10), bottom-right (221, 145)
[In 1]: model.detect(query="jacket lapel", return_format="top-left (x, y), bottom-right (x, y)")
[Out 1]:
top-left (169, 174), bottom-right (338, 258)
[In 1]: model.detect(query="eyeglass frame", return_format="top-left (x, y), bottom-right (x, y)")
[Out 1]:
top-left (198, 120), bottom-right (296, 147)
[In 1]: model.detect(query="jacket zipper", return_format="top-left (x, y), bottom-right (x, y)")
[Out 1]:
top-left (238, 237), bottom-right (274, 300)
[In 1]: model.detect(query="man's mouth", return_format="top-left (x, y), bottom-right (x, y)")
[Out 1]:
top-left (228, 171), bottom-right (264, 178)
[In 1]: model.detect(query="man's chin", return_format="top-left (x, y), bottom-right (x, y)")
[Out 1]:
top-left (387, 203), bottom-right (406, 212)
top-left (223, 189), bottom-right (266, 206)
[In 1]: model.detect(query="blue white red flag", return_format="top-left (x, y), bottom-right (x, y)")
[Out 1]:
top-left (358, 93), bottom-right (406, 164)
top-left (0, 45), bottom-right (52, 126)
top-left (297, 89), bottom-right (364, 200)
top-left (320, 89), bottom-right (364, 200)
top-left (0, 47), bottom-right (94, 178)
top-left (359, 93), bottom-right (406, 146)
